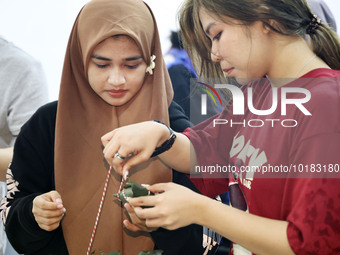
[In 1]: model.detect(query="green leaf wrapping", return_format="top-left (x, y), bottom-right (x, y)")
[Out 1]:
top-left (98, 250), bottom-right (163, 255)
top-left (113, 179), bottom-right (154, 203)
top-left (92, 181), bottom-right (160, 255)
top-left (101, 252), bottom-right (121, 255)
top-left (138, 250), bottom-right (163, 255)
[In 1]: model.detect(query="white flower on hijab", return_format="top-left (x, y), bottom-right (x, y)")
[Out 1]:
top-left (146, 55), bottom-right (156, 75)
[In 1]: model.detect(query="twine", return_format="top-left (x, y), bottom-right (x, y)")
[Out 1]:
top-left (86, 166), bottom-right (112, 255)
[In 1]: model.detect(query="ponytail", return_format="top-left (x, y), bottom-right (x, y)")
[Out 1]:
top-left (309, 23), bottom-right (340, 70)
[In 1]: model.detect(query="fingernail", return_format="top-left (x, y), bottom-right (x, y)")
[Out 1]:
top-left (123, 171), bottom-right (129, 181)
top-left (56, 198), bottom-right (62, 203)
top-left (57, 204), bottom-right (63, 209)
top-left (63, 208), bottom-right (66, 213)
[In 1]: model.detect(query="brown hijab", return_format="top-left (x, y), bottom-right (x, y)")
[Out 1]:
top-left (54, 0), bottom-right (173, 254)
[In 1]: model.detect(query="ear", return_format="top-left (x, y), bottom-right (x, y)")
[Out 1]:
top-left (262, 19), bottom-right (277, 34)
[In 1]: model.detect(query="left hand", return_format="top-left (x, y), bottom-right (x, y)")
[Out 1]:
top-left (128, 182), bottom-right (202, 230)
top-left (123, 203), bottom-right (157, 232)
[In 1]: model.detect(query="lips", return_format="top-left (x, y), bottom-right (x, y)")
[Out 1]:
top-left (223, 67), bottom-right (235, 76)
top-left (107, 89), bottom-right (127, 98)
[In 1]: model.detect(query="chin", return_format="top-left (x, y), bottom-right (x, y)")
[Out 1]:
top-left (235, 77), bottom-right (259, 86)
top-left (109, 99), bottom-right (131, 107)
top-left (102, 96), bottom-right (128, 107)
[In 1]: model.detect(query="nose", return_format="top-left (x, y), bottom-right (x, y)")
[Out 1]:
top-left (211, 52), bottom-right (222, 62)
top-left (108, 67), bottom-right (125, 86)
top-left (210, 42), bottom-right (222, 62)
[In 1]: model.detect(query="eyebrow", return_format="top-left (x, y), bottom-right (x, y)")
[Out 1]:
top-left (92, 55), bottom-right (111, 61)
top-left (205, 22), bottom-right (216, 36)
top-left (125, 56), bottom-right (143, 61)
top-left (91, 55), bottom-right (142, 61)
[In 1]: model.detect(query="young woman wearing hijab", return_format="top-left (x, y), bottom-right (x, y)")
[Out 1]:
top-left (101, 0), bottom-right (340, 254)
top-left (0, 0), bottom-right (209, 254)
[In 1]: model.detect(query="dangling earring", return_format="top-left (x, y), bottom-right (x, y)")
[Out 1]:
top-left (146, 55), bottom-right (156, 75)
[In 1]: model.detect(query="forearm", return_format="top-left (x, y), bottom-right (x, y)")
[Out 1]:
top-left (195, 196), bottom-right (294, 255)
top-left (0, 147), bottom-right (13, 180)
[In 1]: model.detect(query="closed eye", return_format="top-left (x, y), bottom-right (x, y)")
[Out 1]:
top-left (126, 64), bottom-right (139, 69)
top-left (96, 64), bottom-right (109, 68)
top-left (213, 32), bottom-right (222, 41)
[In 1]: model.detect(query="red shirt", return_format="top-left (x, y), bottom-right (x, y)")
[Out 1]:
top-left (184, 69), bottom-right (340, 254)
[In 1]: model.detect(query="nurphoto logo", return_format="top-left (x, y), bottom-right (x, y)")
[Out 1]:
top-left (198, 83), bottom-right (312, 128)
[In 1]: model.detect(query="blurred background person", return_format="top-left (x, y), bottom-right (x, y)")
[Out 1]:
top-left (164, 30), bottom-right (197, 119)
top-left (164, 31), bottom-right (222, 125)
top-left (0, 35), bottom-right (48, 255)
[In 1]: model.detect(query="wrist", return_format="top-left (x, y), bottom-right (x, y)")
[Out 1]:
top-left (154, 120), bottom-right (172, 147)
top-left (151, 120), bottom-right (176, 158)
top-left (193, 194), bottom-right (214, 226)
top-left (192, 194), bottom-right (210, 225)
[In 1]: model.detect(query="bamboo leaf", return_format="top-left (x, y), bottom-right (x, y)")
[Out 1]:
top-left (138, 250), bottom-right (163, 255)
top-left (113, 179), bottom-right (154, 203)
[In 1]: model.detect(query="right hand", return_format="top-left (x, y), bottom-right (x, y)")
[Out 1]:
top-left (32, 191), bottom-right (66, 231)
top-left (101, 121), bottom-right (169, 176)
top-left (128, 182), bottom-right (202, 230)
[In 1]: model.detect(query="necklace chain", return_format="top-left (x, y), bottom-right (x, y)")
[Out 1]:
top-left (295, 55), bottom-right (317, 78)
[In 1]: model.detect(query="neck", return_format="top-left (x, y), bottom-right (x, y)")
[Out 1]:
top-left (266, 35), bottom-right (329, 87)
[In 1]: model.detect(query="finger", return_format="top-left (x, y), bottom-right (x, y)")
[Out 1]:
top-left (35, 211), bottom-right (65, 231)
top-left (125, 203), bottom-right (144, 224)
top-left (123, 219), bottom-right (142, 232)
top-left (114, 149), bottom-right (136, 163)
top-left (128, 195), bottom-right (158, 208)
top-left (34, 207), bottom-right (66, 218)
top-left (35, 213), bottom-right (64, 225)
top-left (147, 182), bottom-right (173, 193)
top-left (42, 191), bottom-right (64, 209)
top-left (145, 217), bottom-right (168, 229)
top-left (124, 202), bottom-right (135, 214)
top-left (112, 147), bottom-right (137, 176)
top-left (103, 141), bottom-right (120, 164)
top-left (134, 206), bottom-right (160, 220)
top-left (121, 151), bottom-right (153, 174)
top-left (34, 197), bottom-right (59, 211)
top-left (38, 221), bottom-right (62, 232)
top-left (101, 130), bottom-right (115, 147)
top-left (110, 153), bottom-right (126, 176)
top-left (124, 204), bottom-right (152, 232)
top-left (124, 203), bottom-right (140, 222)
top-left (48, 191), bottom-right (64, 209)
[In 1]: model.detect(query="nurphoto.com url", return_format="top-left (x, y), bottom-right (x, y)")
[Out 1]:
top-left (193, 163), bottom-right (340, 178)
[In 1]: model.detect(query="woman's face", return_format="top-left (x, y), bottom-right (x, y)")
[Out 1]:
top-left (199, 8), bottom-right (272, 84)
top-left (88, 35), bottom-right (147, 106)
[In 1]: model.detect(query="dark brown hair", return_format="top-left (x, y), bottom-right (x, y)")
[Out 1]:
top-left (179, 0), bottom-right (340, 78)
